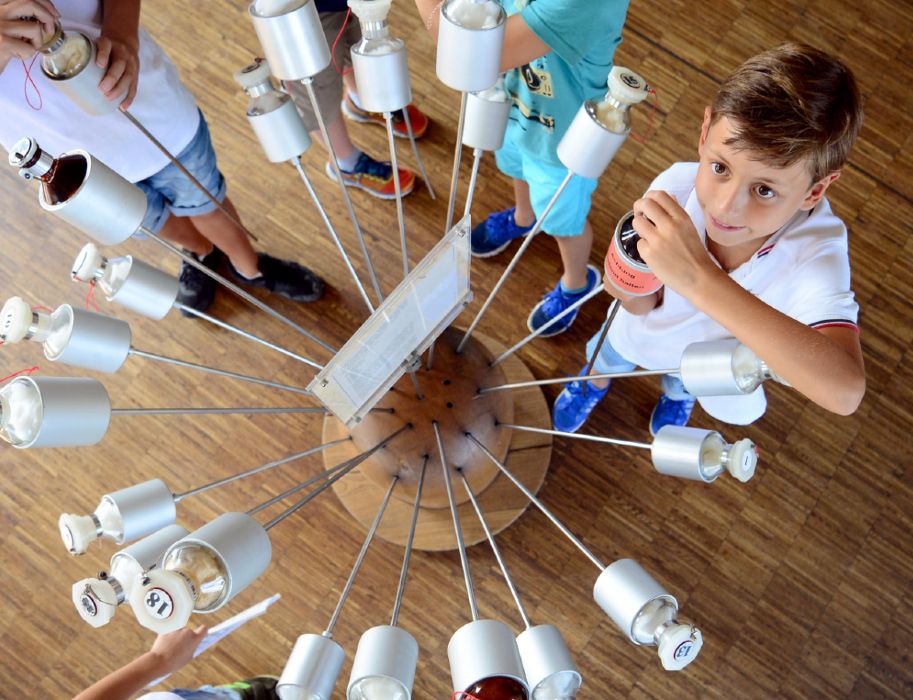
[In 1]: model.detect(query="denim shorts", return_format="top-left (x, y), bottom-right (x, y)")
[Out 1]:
top-left (494, 127), bottom-right (598, 237)
top-left (135, 110), bottom-right (227, 235)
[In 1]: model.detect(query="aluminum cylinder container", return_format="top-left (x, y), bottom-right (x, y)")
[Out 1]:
top-left (435, 3), bottom-right (506, 92)
top-left (351, 48), bottom-right (411, 114)
top-left (593, 559), bottom-right (677, 645)
top-left (348, 625), bottom-right (419, 700)
top-left (103, 479), bottom-right (177, 544)
top-left (556, 101), bottom-right (628, 179)
top-left (679, 338), bottom-right (762, 396)
top-left (10, 376), bottom-right (111, 448)
top-left (108, 257), bottom-right (179, 319)
top-left (249, 0), bottom-right (331, 81)
top-left (516, 624), bottom-right (581, 698)
top-left (38, 150), bottom-right (147, 245)
top-left (651, 425), bottom-right (724, 482)
top-left (248, 98), bottom-right (312, 162)
top-left (44, 306), bottom-right (132, 373)
top-left (164, 512), bottom-right (272, 610)
top-left (44, 36), bottom-right (121, 116)
top-left (448, 619), bottom-right (528, 694)
top-left (462, 89), bottom-right (511, 151)
top-left (278, 633), bottom-right (346, 700)
top-left (112, 523), bottom-right (189, 572)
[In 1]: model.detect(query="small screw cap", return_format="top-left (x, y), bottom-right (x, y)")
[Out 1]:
top-left (657, 624), bottom-right (703, 671)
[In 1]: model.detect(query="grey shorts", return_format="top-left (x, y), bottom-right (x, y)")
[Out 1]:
top-left (286, 12), bottom-right (360, 131)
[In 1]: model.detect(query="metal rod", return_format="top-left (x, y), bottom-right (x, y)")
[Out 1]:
top-left (425, 341), bottom-right (436, 371)
top-left (173, 301), bottom-right (321, 368)
top-left (385, 111), bottom-right (410, 279)
top-left (500, 423), bottom-right (651, 450)
top-left (111, 406), bottom-right (326, 416)
top-left (120, 108), bottom-right (258, 242)
top-left (259, 425), bottom-right (408, 524)
top-left (408, 370), bottom-right (425, 401)
top-left (467, 432), bottom-right (606, 570)
top-left (248, 460), bottom-right (349, 517)
top-left (128, 347), bottom-right (314, 396)
top-left (401, 106), bottom-right (436, 200)
top-left (391, 455), bottom-right (428, 627)
top-left (456, 170), bottom-right (575, 354)
top-left (174, 437), bottom-right (351, 502)
top-left (434, 420), bottom-right (478, 621)
top-left (324, 477), bottom-right (399, 637)
top-left (291, 157), bottom-right (374, 314)
top-left (444, 92), bottom-right (469, 234)
top-left (142, 229), bottom-right (337, 354)
top-left (478, 368), bottom-right (675, 394)
top-left (302, 77), bottom-right (384, 304)
top-left (462, 148), bottom-right (482, 219)
top-left (583, 300), bottom-right (621, 397)
top-left (458, 470), bottom-right (530, 629)
top-left (490, 286), bottom-right (603, 367)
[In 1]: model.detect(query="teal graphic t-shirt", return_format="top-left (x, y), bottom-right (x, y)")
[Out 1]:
top-left (499, 0), bottom-right (630, 168)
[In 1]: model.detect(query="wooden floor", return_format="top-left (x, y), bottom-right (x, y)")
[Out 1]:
top-left (2, 1), bottom-right (913, 698)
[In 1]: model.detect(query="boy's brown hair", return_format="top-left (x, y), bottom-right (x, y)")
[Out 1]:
top-left (710, 43), bottom-right (863, 182)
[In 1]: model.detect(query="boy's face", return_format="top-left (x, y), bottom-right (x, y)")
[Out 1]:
top-left (695, 109), bottom-right (839, 251)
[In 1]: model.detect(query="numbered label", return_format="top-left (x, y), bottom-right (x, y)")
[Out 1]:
top-left (61, 525), bottom-right (74, 551)
top-left (674, 639), bottom-right (695, 660)
top-left (144, 587), bottom-right (174, 619)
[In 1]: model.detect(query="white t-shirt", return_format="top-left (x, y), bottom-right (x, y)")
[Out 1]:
top-left (608, 162), bottom-right (859, 424)
top-left (0, 0), bottom-right (200, 182)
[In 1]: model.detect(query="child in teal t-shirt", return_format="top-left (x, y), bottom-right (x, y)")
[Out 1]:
top-left (416, 0), bottom-right (630, 336)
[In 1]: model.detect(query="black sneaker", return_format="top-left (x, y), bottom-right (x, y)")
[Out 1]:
top-left (232, 253), bottom-right (325, 302)
top-left (219, 676), bottom-right (279, 700)
top-left (177, 247), bottom-right (224, 317)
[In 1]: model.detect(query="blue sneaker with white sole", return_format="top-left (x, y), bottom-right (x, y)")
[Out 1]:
top-left (527, 264), bottom-right (600, 337)
top-left (552, 367), bottom-right (611, 433)
top-left (649, 394), bottom-right (697, 436)
top-left (470, 207), bottom-right (536, 257)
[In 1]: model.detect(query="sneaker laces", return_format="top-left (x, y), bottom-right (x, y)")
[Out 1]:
top-left (351, 153), bottom-right (391, 179)
top-left (563, 374), bottom-right (607, 410)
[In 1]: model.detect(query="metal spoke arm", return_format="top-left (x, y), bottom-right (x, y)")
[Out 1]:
top-left (500, 423), bottom-right (651, 450)
top-left (391, 456), bottom-right (428, 627)
top-left (479, 368), bottom-right (673, 394)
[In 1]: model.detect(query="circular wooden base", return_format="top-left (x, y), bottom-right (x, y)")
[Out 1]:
top-left (322, 328), bottom-right (552, 551)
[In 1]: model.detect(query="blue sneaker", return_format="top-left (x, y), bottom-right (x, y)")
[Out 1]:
top-left (471, 207), bottom-right (536, 257)
top-left (527, 264), bottom-right (600, 337)
top-left (552, 367), bottom-right (611, 433)
top-left (649, 394), bottom-right (697, 436)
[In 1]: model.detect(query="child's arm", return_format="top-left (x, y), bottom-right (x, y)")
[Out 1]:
top-left (73, 625), bottom-right (208, 700)
top-left (97, 0), bottom-right (141, 107)
top-left (633, 191), bottom-right (866, 416)
top-left (0, 0), bottom-right (58, 72)
top-left (601, 270), bottom-right (661, 315)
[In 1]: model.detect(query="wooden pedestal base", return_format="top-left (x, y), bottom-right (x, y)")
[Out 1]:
top-left (322, 328), bottom-right (552, 550)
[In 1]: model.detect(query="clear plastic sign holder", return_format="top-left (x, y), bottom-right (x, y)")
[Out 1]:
top-left (308, 216), bottom-right (472, 426)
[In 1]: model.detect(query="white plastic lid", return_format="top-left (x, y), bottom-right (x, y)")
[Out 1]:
top-left (657, 624), bottom-right (703, 671)
top-left (72, 578), bottom-right (118, 627)
top-left (348, 0), bottom-right (393, 22)
top-left (234, 58), bottom-right (273, 89)
top-left (0, 297), bottom-right (33, 344)
top-left (71, 243), bottom-right (105, 282)
top-left (129, 568), bottom-right (194, 634)
top-left (607, 66), bottom-right (649, 105)
top-left (725, 439), bottom-right (758, 483)
top-left (8, 137), bottom-right (37, 167)
top-left (59, 513), bottom-right (98, 555)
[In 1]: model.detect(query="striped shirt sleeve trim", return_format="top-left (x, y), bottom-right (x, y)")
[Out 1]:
top-left (810, 319), bottom-right (860, 333)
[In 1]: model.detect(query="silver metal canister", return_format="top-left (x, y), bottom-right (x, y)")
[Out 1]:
top-left (516, 624), bottom-right (581, 698)
top-left (351, 47), bottom-right (411, 114)
top-left (447, 619), bottom-right (528, 694)
top-left (347, 625), bottom-right (419, 699)
top-left (593, 558), bottom-right (677, 644)
top-left (435, 2), bottom-right (506, 93)
top-left (249, 0), bottom-right (331, 81)
top-left (556, 101), bottom-right (629, 179)
top-left (8, 376), bottom-right (111, 448)
top-left (44, 306), bottom-right (132, 373)
top-left (279, 633), bottom-right (346, 700)
top-left (103, 479), bottom-right (177, 544)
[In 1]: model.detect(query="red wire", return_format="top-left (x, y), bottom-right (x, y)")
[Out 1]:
top-left (86, 281), bottom-right (100, 312)
top-left (331, 9), bottom-right (354, 77)
top-left (630, 88), bottom-right (660, 145)
top-left (1, 366), bottom-right (40, 383)
top-left (21, 53), bottom-right (43, 111)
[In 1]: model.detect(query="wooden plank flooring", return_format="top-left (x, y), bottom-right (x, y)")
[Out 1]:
top-left (1, 0), bottom-right (912, 698)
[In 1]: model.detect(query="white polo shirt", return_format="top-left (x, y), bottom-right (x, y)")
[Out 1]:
top-left (608, 162), bottom-right (859, 424)
top-left (0, 0), bottom-right (199, 183)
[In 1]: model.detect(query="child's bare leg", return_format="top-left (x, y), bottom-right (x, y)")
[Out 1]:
top-left (512, 179), bottom-right (536, 227)
top-left (555, 220), bottom-right (593, 290)
top-left (309, 109), bottom-right (356, 161)
top-left (158, 215), bottom-right (212, 257)
top-left (188, 197), bottom-right (260, 278)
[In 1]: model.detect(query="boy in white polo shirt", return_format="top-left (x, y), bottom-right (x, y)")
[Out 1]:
top-left (553, 43), bottom-right (866, 434)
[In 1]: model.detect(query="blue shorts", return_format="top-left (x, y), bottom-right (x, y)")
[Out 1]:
top-left (494, 130), bottom-right (598, 237)
top-left (135, 110), bottom-right (227, 235)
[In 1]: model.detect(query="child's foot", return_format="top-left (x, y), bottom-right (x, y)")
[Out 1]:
top-left (552, 367), bottom-right (611, 432)
top-left (649, 394), bottom-right (697, 436)
top-left (231, 253), bottom-right (325, 303)
top-left (341, 93), bottom-right (430, 138)
top-left (470, 206), bottom-right (536, 257)
top-left (527, 264), bottom-right (600, 337)
top-left (220, 675), bottom-right (279, 700)
top-left (177, 247), bottom-right (224, 316)
top-left (325, 152), bottom-right (416, 200)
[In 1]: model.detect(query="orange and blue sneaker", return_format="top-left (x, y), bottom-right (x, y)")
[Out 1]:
top-left (325, 152), bottom-right (416, 200)
top-left (342, 93), bottom-right (430, 139)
